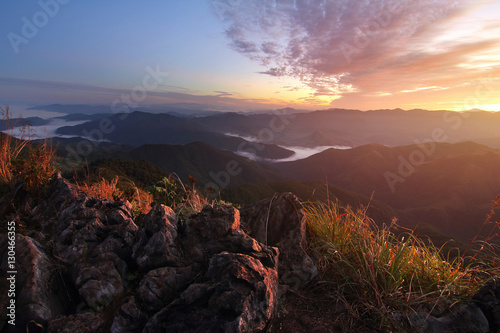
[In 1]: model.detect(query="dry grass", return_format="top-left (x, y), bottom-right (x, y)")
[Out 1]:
top-left (304, 201), bottom-right (498, 331)
top-left (0, 106), bottom-right (29, 185)
top-left (1, 105), bottom-right (58, 195)
top-left (78, 176), bottom-right (124, 201)
top-left (77, 175), bottom-right (154, 216)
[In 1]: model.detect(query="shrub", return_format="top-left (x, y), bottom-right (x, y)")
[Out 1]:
top-left (146, 174), bottom-right (209, 218)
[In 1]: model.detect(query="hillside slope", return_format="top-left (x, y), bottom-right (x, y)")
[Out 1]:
top-left (279, 142), bottom-right (500, 237)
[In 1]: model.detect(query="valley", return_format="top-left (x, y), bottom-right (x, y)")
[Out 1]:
top-left (14, 107), bottom-right (498, 242)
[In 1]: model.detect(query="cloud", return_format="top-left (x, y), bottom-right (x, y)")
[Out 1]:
top-left (0, 77), bottom-right (276, 109)
top-left (212, 0), bottom-right (498, 101)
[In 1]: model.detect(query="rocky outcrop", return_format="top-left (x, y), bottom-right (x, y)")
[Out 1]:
top-left (409, 278), bottom-right (500, 333)
top-left (132, 205), bottom-right (180, 272)
top-left (0, 175), bottom-right (288, 332)
top-left (4, 174), bottom-right (500, 332)
top-left (0, 235), bottom-right (75, 332)
top-left (240, 192), bottom-right (318, 289)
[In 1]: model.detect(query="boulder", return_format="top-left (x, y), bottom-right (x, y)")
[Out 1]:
top-left (110, 297), bottom-right (148, 333)
top-left (137, 265), bottom-right (199, 313)
top-left (409, 302), bottom-right (489, 333)
top-left (472, 277), bottom-right (500, 331)
top-left (132, 205), bottom-right (180, 272)
top-left (181, 204), bottom-right (264, 263)
top-left (2, 176), bottom-right (287, 331)
top-left (143, 251), bottom-right (279, 333)
top-left (240, 192), bottom-right (317, 289)
top-left (54, 196), bottom-right (138, 310)
top-left (0, 235), bottom-right (74, 332)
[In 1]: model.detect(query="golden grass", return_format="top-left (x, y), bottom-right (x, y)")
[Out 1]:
top-left (0, 106), bottom-right (29, 185)
top-left (1, 105), bottom-right (58, 195)
top-left (78, 176), bottom-right (124, 201)
top-left (304, 201), bottom-right (498, 330)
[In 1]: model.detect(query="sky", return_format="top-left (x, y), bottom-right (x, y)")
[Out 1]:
top-left (1, 0), bottom-right (500, 114)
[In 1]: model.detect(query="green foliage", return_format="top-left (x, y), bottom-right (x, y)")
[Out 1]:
top-left (146, 174), bottom-right (210, 219)
top-left (147, 176), bottom-right (185, 208)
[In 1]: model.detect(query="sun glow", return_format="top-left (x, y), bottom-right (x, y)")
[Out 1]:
top-left (474, 104), bottom-right (500, 112)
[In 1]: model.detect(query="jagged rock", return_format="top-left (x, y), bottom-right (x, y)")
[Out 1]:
top-left (36, 173), bottom-right (83, 228)
top-left (75, 260), bottom-right (124, 309)
top-left (0, 235), bottom-right (74, 331)
top-left (408, 277), bottom-right (500, 332)
top-left (48, 312), bottom-right (106, 333)
top-left (240, 192), bottom-right (318, 289)
top-left (472, 277), bottom-right (500, 331)
top-left (409, 303), bottom-right (489, 333)
top-left (110, 297), bottom-right (148, 333)
top-left (132, 205), bottom-right (180, 272)
top-left (2, 176), bottom-right (291, 331)
top-left (54, 196), bottom-right (138, 310)
top-left (143, 251), bottom-right (279, 333)
top-left (56, 197), bottom-right (137, 265)
top-left (181, 204), bottom-right (264, 263)
top-left (137, 265), bottom-right (199, 313)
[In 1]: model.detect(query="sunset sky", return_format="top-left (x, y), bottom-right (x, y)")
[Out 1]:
top-left (1, 0), bottom-right (500, 113)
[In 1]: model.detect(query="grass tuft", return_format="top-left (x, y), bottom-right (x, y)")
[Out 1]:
top-left (1, 105), bottom-right (58, 196)
top-left (304, 201), bottom-right (497, 331)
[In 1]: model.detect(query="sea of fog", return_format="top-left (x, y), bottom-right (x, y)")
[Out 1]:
top-left (225, 133), bottom-right (351, 162)
top-left (3, 119), bottom-right (89, 140)
top-left (2, 116), bottom-right (351, 161)
top-left (235, 145), bottom-right (351, 162)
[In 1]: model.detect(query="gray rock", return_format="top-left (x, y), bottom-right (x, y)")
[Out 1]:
top-left (0, 235), bottom-right (72, 331)
top-left (48, 312), bottom-right (106, 333)
top-left (132, 204), bottom-right (180, 271)
top-left (472, 277), bottom-right (500, 331)
top-left (1, 177), bottom-right (292, 332)
top-left (409, 303), bottom-right (489, 333)
top-left (53, 195), bottom-right (138, 309)
top-left (143, 250), bottom-right (279, 333)
top-left (137, 265), bottom-right (199, 313)
top-left (240, 192), bottom-right (318, 289)
top-left (76, 260), bottom-right (124, 310)
top-left (181, 204), bottom-right (263, 263)
top-left (110, 297), bottom-right (148, 333)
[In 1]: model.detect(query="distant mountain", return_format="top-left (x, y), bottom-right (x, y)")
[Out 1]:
top-left (278, 142), bottom-right (500, 238)
top-left (117, 141), bottom-right (287, 189)
top-left (56, 111), bottom-right (294, 160)
top-left (50, 108), bottom-right (500, 153)
top-left (28, 103), bottom-right (224, 117)
top-left (0, 116), bottom-right (50, 130)
top-left (49, 131), bottom-right (500, 240)
top-left (186, 108), bottom-right (500, 149)
top-left (55, 113), bottom-right (114, 122)
top-left (28, 104), bottom-right (116, 115)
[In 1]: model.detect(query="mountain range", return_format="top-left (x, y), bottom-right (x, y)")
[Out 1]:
top-left (16, 107), bottom-right (500, 240)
